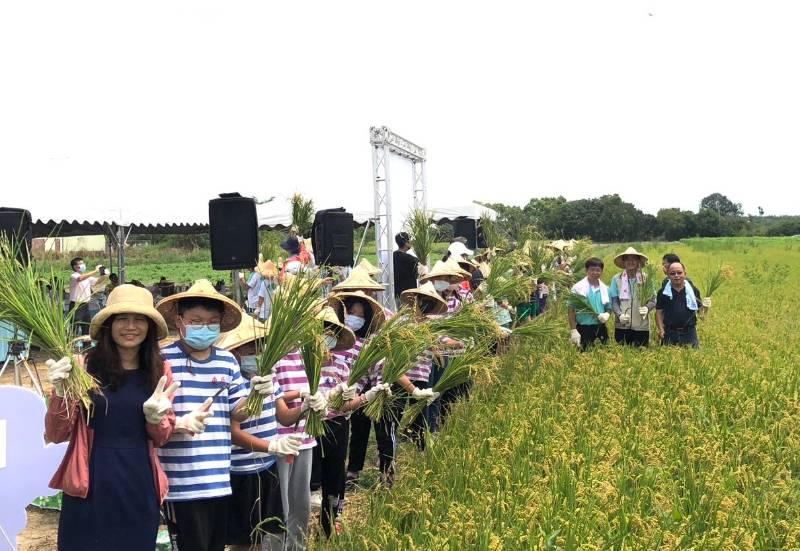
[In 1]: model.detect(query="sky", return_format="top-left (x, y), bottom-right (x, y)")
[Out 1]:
top-left (2, 0), bottom-right (799, 227)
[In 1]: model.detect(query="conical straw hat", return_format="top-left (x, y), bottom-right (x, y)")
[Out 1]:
top-left (613, 247), bottom-right (649, 269)
top-left (332, 266), bottom-right (385, 291)
top-left (317, 306), bottom-right (356, 351)
top-left (156, 279), bottom-right (242, 332)
top-left (216, 310), bottom-right (268, 351)
top-left (356, 258), bottom-right (381, 276)
top-left (400, 282), bottom-right (448, 315)
top-left (327, 290), bottom-right (386, 334)
top-left (418, 260), bottom-right (468, 283)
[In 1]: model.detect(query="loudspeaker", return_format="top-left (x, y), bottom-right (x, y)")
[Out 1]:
top-left (451, 218), bottom-right (486, 250)
top-left (0, 207), bottom-right (32, 266)
top-left (209, 196), bottom-right (259, 270)
top-left (311, 208), bottom-right (354, 267)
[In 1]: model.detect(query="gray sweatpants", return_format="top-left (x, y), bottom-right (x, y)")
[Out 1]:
top-left (276, 448), bottom-right (313, 551)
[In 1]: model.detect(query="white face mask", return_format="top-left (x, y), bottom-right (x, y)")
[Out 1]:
top-left (344, 314), bottom-right (365, 332)
top-left (433, 280), bottom-right (450, 293)
top-left (240, 355), bottom-right (259, 375)
top-left (324, 334), bottom-right (338, 350)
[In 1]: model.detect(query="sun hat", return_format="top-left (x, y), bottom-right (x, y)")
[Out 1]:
top-left (216, 310), bottom-right (268, 351)
top-left (90, 284), bottom-right (169, 340)
top-left (327, 290), bottom-right (386, 334)
top-left (317, 306), bottom-right (356, 351)
top-left (419, 260), bottom-right (468, 284)
top-left (400, 282), bottom-right (448, 315)
top-left (613, 247), bottom-right (649, 269)
top-left (447, 241), bottom-right (473, 258)
top-left (355, 258), bottom-right (381, 277)
top-left (156, 279), bottom-right (242, 332)
top-left (332, 266), bottom-right (385, 291)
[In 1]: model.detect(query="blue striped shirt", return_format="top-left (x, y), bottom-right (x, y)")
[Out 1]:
top-left (230, 381), bottom-right (284, 474)
top-left (157, 341), bottom-right (249, 502)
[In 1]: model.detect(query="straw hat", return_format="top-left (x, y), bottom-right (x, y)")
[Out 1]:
top-left (356, 258), bottom-right (381, 277)
top-left (317, 306), bottom-right (356, 351)
top-left (613, 247), bottom-right (649, 269)
top-left (327, 290), bottom-right (386, 334)
top-left (216, 310), bottom-right (268, 351)
top-left (333, 266), bottom-right (385, 291)
top-left (457, 258), bottom-right (480, 273)
top-left (90, 284), bottom-right (169, 340)
top-left (400, 282), bottom-right (448, 315)
top-left (257, 259), bottom-right (278, 278)
top-left (419, 260), bottom-right (468, 283)
top-left (156, 279), bottom-right (242, 332)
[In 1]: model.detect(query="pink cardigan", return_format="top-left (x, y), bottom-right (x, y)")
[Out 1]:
top-left (44, 363), bottom-right (177, 503)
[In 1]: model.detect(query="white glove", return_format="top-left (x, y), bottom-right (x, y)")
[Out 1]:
top-left (268, 434), bottom-right (303, 457)
top-left (639, 306), bottom-right (649, 316)
top-left (417, 264), bottom-right (429, 276)
top-left (45, 357), bottom-right (72, 397)
top-left (364, 383), bottom-right (391, 403)
top-left (411, 387), bottom-right (440, 405)
top-left (300, 390), bottom-right (328, 413)
top-left (619, 313), bottom-right (631, 324)
top-left (175, 398), bottom-right (214, 435)
top-left (250, 375), bottom-right (274, 397)
top-left (597, 312), bottom-right (610, 323)
top-left (570, 329), bottom-right (581, 347)
top-left (330, 382), bottom-right (357, 402)
top-left (702, 297), bottom-right (712, 308)
top-left (142, 375), bottom-right (181, 425)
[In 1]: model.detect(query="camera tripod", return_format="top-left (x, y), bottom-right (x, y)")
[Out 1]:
top-left (0, 339), bottom-right (44, 396)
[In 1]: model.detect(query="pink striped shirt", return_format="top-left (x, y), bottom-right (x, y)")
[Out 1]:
top-left (405, 351), bottom-right (433, 382)
top-left (447, 289), bottom-right (474, 314)
top-left (319, 356), bottom-right (351, 420)
top-left (333, 337), bottom-right (364, 371)
top-left (273, 350), bottom-right (316, 449)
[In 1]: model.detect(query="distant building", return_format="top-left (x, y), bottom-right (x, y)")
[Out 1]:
top-left (32, 236), bottom-right (107, 254)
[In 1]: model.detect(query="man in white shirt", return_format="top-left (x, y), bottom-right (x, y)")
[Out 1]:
top-left (68, 257), bottom-right (106, 336)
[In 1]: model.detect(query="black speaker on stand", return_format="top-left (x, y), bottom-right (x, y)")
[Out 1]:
top-left (0, 207), bottom-right (33, 266)
top-left (311, 208), bottom-right (354, 267)
top-left (451, 218), bottom-right (487, 250)
top-left (209, 194), bottom-right (259, 270)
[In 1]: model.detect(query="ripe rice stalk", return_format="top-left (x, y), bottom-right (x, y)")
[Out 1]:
top-left (479, 212), bottom-right (506, 252)
top-left (405, 209), bottom-right (438, 268)
top-left (482, 255), bottom-right (535, 305)
top-left (0, 236), bottom-right (99, 414)
top-left (636, 263), bottom-right (659, 307)
top-left (290, 193), bottom-right (315, 236)
top-left (702, 264), bottom-right (734, 297)
top-left (565, 292), bottom-right (597, 316)
top-left (427, 302), bottom-right (501, 343)
top-left (511, 315), bottom-right (562, 341)
top-left (245, 269), bottom-right (324, 418)
top-left (300, 328), bottom-right (326, 437)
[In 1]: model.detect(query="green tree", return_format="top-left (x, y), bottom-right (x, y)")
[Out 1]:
top-left (700, 193), bottom-right (743, 217)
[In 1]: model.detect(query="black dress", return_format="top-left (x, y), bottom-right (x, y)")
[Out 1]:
top-left (58, 369), bottom-right (160, 550)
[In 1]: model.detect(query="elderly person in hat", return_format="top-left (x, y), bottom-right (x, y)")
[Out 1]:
top-left (45, 285), bottom-right (178, 550)
top-left (217, 314), bottom-right (304, 551)
top-left (656, 262), bottom-right (710, 348)
top-left (609, 247), bottom-right (656, 347)
top-left (154, 280), bottom-right (277, 551)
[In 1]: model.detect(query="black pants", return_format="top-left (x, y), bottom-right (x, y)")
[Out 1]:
top-left (227, 465), bottom-right (284, 546)
top-left (70, 301), bottom-right (91, 337)
top-left (577, 323), bottom-right (608, 351)
top-left (315, 416), bottom-right (350, 537)
top-left (346, 407), bottom-right (371, 475)
top-left (347, 386), bottom-right (402, 482)
top-left (406, 380), bottom-right (429, 451)
top-left (614, 328), bottom-right (650, 347)
top-left (662, 326), bottom-right (699, 348)
top-left (163, 496), bottom-right (229, 551)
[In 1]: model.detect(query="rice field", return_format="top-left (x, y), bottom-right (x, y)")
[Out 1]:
top-left (327, 237), bottom-right (800, 550)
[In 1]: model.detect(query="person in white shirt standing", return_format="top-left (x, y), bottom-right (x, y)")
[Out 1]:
top-left (69, 256), bottom-right (106, 336)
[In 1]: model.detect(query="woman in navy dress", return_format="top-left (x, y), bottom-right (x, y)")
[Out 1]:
top-left (45, 285), bottom-right (179, 551)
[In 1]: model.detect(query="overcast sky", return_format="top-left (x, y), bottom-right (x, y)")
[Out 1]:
top-left (2, 0), bottom-right (799, 227)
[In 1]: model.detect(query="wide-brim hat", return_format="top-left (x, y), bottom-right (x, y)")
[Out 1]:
top-left (356, 258), bottom-right (381, 277)
top-left (327, 290), bottom-right (386, 334)
top-left (317, 306), bottom-right (356, 351)
top-left (400, 282), bottom-right (448, 316)
top-left (333, 266), bottom-right (385, 291)
top-left (257, 259), bottom-right (278, 278)
top-left (156, 279), bottom-right (242, 332)
top-left (216, 310), bottom-right (268, 351)
top-left (614, 247), bottom-right (649, 269)
top-left (448, 241), bottom-right (474, 258)
top-left (457, 258), bottom-right (480, 273)
top-left (419, 260), bottom-right (468, 283)
top-left (90, 284), bottom-right (169, 340)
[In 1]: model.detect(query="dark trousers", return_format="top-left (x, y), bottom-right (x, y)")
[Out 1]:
top-left (70, 301), bottom-right (91, 337)
top-left (614, 328), bottom-right (650, 347)
top-left (662, 326), bottom-right (699, 348)
top-left (163, 496), bottom-right (229, 551)
top-left (577, 323), bottom-right (608, 351)
top-left (346, 407), bottom-right (371, 475)
top-left (227, 465), bottom-right (284, 546)
top-left (406, 380), bottom-right (429, 451)
top-left (315, 416), bottom-right (350, 537)
top-left (425, 357), bottom-right (447, 432)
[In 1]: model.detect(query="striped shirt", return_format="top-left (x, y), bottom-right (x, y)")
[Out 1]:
top-left (273, 350), bottom-right (316, 450)
top-left (230, 382), bottom-right (284, 474)
top-left (406, 351), bottom-right (433, 382)
top-left (446, 289), bottom-right (474, 314)
top-left (318, 356), bottom-right (350, 420)
top-left (158, 341), bottom-right (249, 502)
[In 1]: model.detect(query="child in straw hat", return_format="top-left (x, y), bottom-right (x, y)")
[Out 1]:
top-left (45, 284), bottom-right (177, 550)
top-left (216, 313), bottom-right (306, 551)
top-left (154, 280), bottom-right (276, 551)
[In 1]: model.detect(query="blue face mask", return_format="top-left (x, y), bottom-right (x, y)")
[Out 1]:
top-left (240, 355), bottom-right (259, 375)
top-left (183, 323), bottom-right (221, 350)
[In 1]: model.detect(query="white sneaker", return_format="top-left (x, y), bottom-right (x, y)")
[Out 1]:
top-left (309, 489), bottom-right (322, 509)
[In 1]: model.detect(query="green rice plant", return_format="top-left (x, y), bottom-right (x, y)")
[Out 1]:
top-left (510, 314), bottom-right (562, 341)
top-left (479, 212), bottom-right (506, 252)
top-left (636, 263), bottom-right (659, 306)
top-left (702, 264), bottom-right (734, 297)
top-left (244, 270), bottom-right (323, 418)
top-left (565, 291), bottom-right (596, 316)
top-left (405, 209), bottom-right (438, 268)
top-left (427, 302), bottom-right (501, 343)
top-left (482, 255), bottom-right (535, 305)
top-left (290, 193), bottom-right (315, 236)
top-left (300, 329), bottom-right (326, 437)
top-left (400, 342), bottom-right (492, 428)
top-left (0, 236), bottom-right (99, 414)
